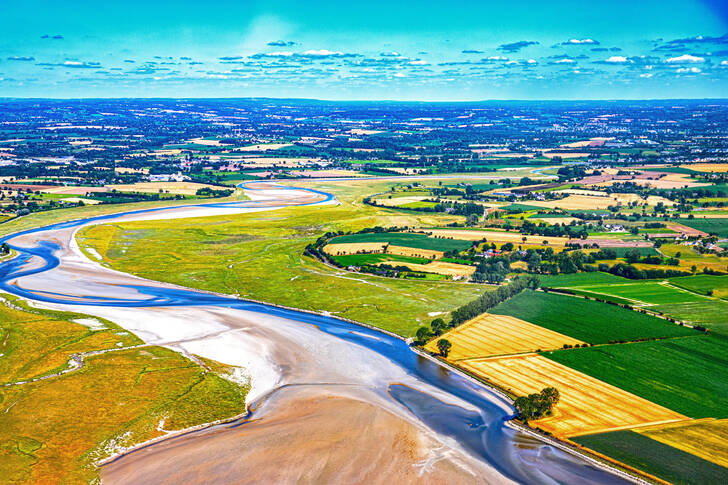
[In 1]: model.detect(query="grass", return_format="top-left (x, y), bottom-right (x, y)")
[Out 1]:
top-left (573, 430), bottom-right (728, 485)
top-left (490, 290), bottom-right (696, 344)
top-left (609, 246), bottom-right (660, 257)
top-left (538, 272), bottom-right (627, 287)
top-left (635, 418), bottom-right (728, 468)
top-left (329, 231), bottom-right (471, 252)
top-left (669, 274), bottom-right (728, 298)
top-left (0, 294), bottom-right (248, 484)
top-left (546, 334), bottom-right (728, 418)
top-left (678, 218), bottom-right (728, 237)
top-left (77, 178), bottom-right (488, 336)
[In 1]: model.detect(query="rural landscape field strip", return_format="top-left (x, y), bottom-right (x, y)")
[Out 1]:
top-left (424, 313), bottom-right (584, 360)
top-left (573, 430), bottom-right (728, 485)
top-left (459, 354), bottom-right (686, 437)
top-left (634, 418), bottom-right (728, 468)
top-left (490, 290), bottom-right (696, 343)
top-left (545, 335), bottom-right (728, 418)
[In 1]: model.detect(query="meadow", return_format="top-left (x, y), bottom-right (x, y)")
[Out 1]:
top-left (490, 290), bottom-right (696, 344)
top-left (678, 218), bottom-right (728, 237)
top-left (330, 253), bottom-right (428, 266)
top-left (0, 295), bottom-right (248, 483)
top-left (545, 334), bottom-right (728, 418)
top-left (669, 274), bottom-right (728, 298)
top-left (573, 430), bottom-right (728, 485)
top-left (78, 179), bottom-right (491, 336)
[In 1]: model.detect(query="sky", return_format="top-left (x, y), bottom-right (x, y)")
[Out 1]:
top-left (1, 0), bottom-right (727, 100)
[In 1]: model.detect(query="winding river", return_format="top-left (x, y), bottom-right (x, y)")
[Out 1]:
top-left (0, 182), bottom-right (635, 484)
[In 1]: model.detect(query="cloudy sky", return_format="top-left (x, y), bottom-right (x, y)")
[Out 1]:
top-left (1, 0), bottom-right (727, 100)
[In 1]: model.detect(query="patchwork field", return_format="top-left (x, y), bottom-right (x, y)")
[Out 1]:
top-left (681, 163), bottom-right (728, 173)
top-left (425, 228), bottom-right (570, 246)
top-left (669, 274), bottom-right (728, 298)
top-left (424, 313), bottom-right (584, 360)
top-left (329, 253), bottom-right (428, 267)
top-left (573, 430), bottom-right (728, 485)
top-left (323, 242), bottom-right (387, 255)
top-left (635, 418), bottom-right (728, 468)
top-left (545, 335), bottom-right (728, 418)
top-left (490, 290), bottom-right (696, 343)
top-left (386, 245), bottom-right (445, 259)
top-left (677, 217), bottom-right (728, 237)
top-left (528, 194), bottom-right (674, 210)
top-left (460, 354), bottom-right (686, 437)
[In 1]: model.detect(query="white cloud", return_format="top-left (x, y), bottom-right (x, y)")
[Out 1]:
top-left (555, 58), bottom-right (575, 63)
top-left (676, 67), bottom-right (701, 73)
top-left (303, 49), bottom-right (342, 57)
top-left (604, 56), bottom-right (627, 63)
top-left (393, 72), bottom-right (406, 78)
top-left (666, 54), bottom-right (705, 63)
top-left (639, 73), bottom-right (653, 78)
top-left (527, 59), bottom-right (537, 64)
top-left (721, 60), bottom-right (728, 66)
top-left (409, 59), bottom-right (428, 65)
top-left (565, 38), bottom-right (598, 44)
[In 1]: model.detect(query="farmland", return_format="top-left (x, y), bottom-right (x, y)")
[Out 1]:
top-left (635, 418), bottom-right (728, 468)
top-left (424, 313), bottom-right (584, 360)
top-left (490, 290), bottom-right (696, 343)
top-left (545, 335), bottom-right (728, 418)
top-left (329, 253), bottom-right (428, 266)
top-left (677, 218), bottom-right (728, 237)
top-left (573, 430), bottom-right (728, 485)
top-left (425, 228), bottom-right (570, 246)
top-left (669, 274), bottom-right (728, 298)
top-left (383, 260), bottom-right (476, 277)
top-left (459, 354), bottom-right (685, 437)
top-left (328, 231), bottom-right (471, 252)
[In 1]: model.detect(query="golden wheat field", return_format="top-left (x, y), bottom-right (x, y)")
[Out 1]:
top-left (635, 418), bottom-right (728, 467)
top-left (106, 181), bottom-right (221, 195)
top-left (460, 354), bottom-right (687, 437)
top-left (381, 260), bottom-right (475, 277)
top-left (424, 314), bottom-right (584, 360)
top-left (386, 245), bottom-right (443, 259)
top-left (323, 242), bottom-right (386, 255)
top-left (426, 229), bottom-right (570, 246)
top-left (681, 163), bottom-right (728, 173)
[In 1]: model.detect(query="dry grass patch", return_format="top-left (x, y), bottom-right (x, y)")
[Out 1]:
top-left (460, 354), bottom-right (687, 438)
top-left (425, 314), bottom-right (584, 360)
top-left (529, 194), bottom-right (674, 210)
top-left (635, 418), bottom-right (728, 468)
top-left (387, 245), bottom-right (443, 259)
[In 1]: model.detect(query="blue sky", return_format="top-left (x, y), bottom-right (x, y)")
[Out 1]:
top-left (1, 0), bottom-right (727, 100)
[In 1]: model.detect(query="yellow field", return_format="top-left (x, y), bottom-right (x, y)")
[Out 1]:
top-left (235, 143), bottom-right (293, 152)
top-left (681, 163), bottom-right (728, 173)
top-left (635, 418), bottom-right (728, 468)
top-left (460, 354), bottom-right (687, 437)
top-left (374, 195), bottom-right (429, 207)
top-left (106, 181), bottom-right (220, 195)
top-left (323, 242), bottom-right (386, 255)
top-left (528, 194), bottom-right (674, 210)
top-left (387, 245), bottom-right (443, 259)
top-left (426, 229), bottom-right (569, 246)
top-left (382, 260), bottom-right (475, 277)
top-left (424, 314), bottom-right (584, 360)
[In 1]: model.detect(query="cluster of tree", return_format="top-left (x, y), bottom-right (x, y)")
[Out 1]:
top-left (195, 187), bottom-right (234, 197)
top-left (471, 255), bottom-right (512, 284)
top-left (556, 165), bottom-right (587, 181)
top-left (607, 262), bottom-right (691, 279)
top-left (93, 191), bottom-right (186, 203)
top-left (514, 387), bottom-right (560, 423)
top-left (0, 242), bottom-right (10, 255)
top-left (450, 276), bottom-right (540, 325)
top-left (520, 220), bottom-right (588, 239)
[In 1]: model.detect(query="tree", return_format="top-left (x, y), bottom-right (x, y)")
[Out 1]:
top-left (415, 326), bottom-right (431, 345)
top-left (437, 339), bottom-right (452, 357)
top-left (430, 318), bottom-right (446, 336)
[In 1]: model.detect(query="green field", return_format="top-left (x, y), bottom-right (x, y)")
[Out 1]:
top-left (669, 274), bottom-right (728, 298)
top-left (546, 334), bottom-right (728, 418)
top-left (538, 272), bottom-right (627, 287)
top-left (330, 253), bottom-right (428, 266)
top-left (678, 217), bottom-right (728, 237)
top-left (574, 430), bottom-right (728, 485)
top-left (329, 231), bottom-right (471, 252)
top-left (608, 246), bottom-right (660, 257)
top-left (490, 290), bottom-right (695, 344)
top-left (539, 274), bottom-right (728, 332)
top-left (78, 179), bottom-right (486, 336)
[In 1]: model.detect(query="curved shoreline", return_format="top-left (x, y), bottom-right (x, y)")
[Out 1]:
top-left (0, 181), bottom-right (637, 484)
